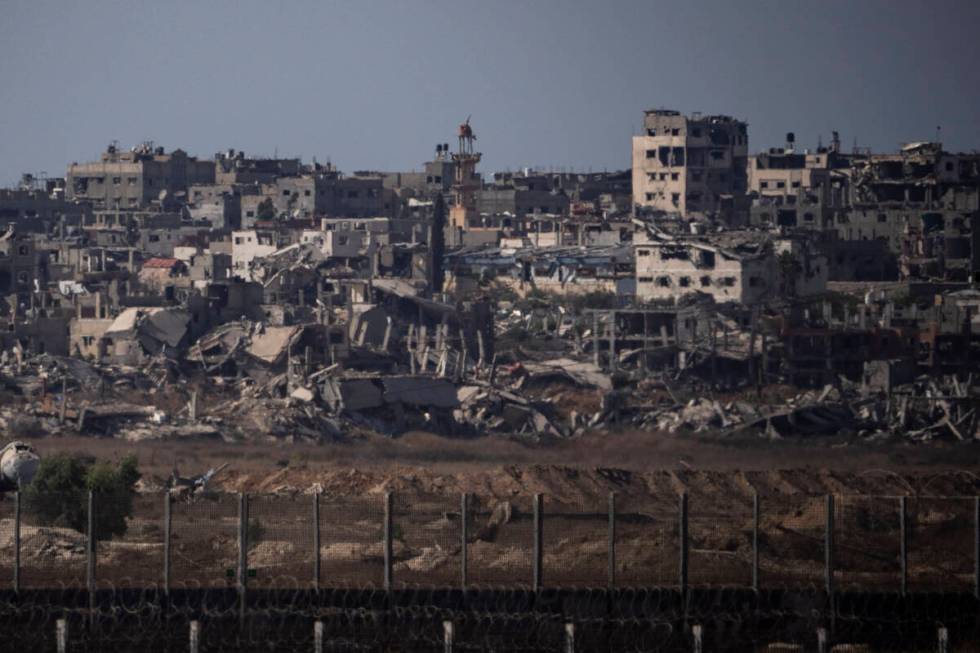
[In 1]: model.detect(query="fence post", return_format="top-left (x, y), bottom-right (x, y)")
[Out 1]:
top-left (163, 492), bottom-right (171, 596)
top-left (384, 492), bottom-right (393, 592)
top-left (608, 492), bottom-right (616, 589)
top-left (238, 492), bottom-right (248, 626)
top-left (314, 620), bottom-right (324, 653)
top-left (938, 626), bottom-right (949, 653)
top-left (816, 627), bottom-right (828, 653)
top-left (679, 492), bottom-right (689, 598)
top-left (691, 623), bottom-right (702, 653)
top-left (752, 491), bottom-right (759, 592)
top-left (974, 496), bottom-right (979, 600)
top-left (533, 493), bottom-right (543, 591)
top-left (564, 622), bottom-right (575, 653)
top-left (56, 618), bottom-right (67, 653)
top-left (824, 494), bottom-right (834, 596)
top-left (899, 495), bottom-right (907, 596)
top-left (13, 490), bottom-right (20, 593)
top-left (443, 620), bottom-right (454, 653)
top-left (313, 491), bottom-right (320, 591)
top-left (87, 491), bottom-right (96, 627)
top-left (189, 620), bottom-right (200, 653)
top-left (460, 493), bottom-right (468, 589)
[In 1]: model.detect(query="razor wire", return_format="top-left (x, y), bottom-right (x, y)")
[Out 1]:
top-left (0, 491), bottom-right (978, 651)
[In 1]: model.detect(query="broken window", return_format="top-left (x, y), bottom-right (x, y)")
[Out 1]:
top-left (637, 249), bottom-right (650, 257)
top-left (699, 275), bottom-right (711, 287)
top-left (709, 128), bottom-right (731, 146)
top-left (922, 213), bottom-right (945, 233)
top-left (679, 276), bottom-right (691, 287)
top-left (698, 250), bottom-right (716, 268)
top-left (656, 276), bottom-right (672, 287)
top-left (760, 181), bottom-right (769, 189)
top-left (671, 128), bottom-right (679, 136)
top-left (710, 150), bottom-right (724, 161)
top-left (645, 193), bottom-right (654, 201)
top-left (638, 276), bottom-right (653, 282)
top-left (647, 128), bottom-right (656, 136)
top-left (671, 173), bottom-right (679, 181)
top-left (304, 190), bottom-right (311, 196)
top-left (671, 193), bottom-right (680, 205)
top-left (646, 150), bottom-right (657, 159)
top-left (112, 177), bottom-right (121, 185)
top-left (776, 181), bottom-right (785, 189)
top-left (660, 247), bottom-right (689, 260)
top-left (720, 277), bottom-right (736, 287)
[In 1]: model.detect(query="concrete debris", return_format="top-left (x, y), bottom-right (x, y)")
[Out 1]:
top-left (3, 134), bottom-right (980, 449)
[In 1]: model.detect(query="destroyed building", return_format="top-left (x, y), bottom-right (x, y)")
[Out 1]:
top-left (1, 114), bottom-right (980, 450)
top-left (634, 230), bottom-right (827, 305)
top-left (632, 109), bottom-right (748, 220)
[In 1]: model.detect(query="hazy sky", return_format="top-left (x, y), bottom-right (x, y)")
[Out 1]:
top-left (1, 0), bottom-right (978, 186)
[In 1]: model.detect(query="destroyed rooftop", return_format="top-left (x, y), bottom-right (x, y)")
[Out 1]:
top-left (0, 115), bottom-right (979, 448)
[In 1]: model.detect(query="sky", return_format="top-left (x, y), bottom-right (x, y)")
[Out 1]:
top-left (1, 0), bottom-right (979, 186)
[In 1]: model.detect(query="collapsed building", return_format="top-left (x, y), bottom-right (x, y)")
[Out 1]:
top-left (0, 116), bottom-right (979, 447)
top-left (634, 229), bottom-right (827, 305)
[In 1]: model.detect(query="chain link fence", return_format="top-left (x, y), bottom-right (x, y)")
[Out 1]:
top-left (0, 491), bottom-right (976, 595)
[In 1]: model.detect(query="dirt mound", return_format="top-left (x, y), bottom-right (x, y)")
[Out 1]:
top-left (211, 465), bottom-right (980, 505)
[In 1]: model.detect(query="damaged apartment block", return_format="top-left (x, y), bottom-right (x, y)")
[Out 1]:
top-left (0, 111), bottom-right (979, 448)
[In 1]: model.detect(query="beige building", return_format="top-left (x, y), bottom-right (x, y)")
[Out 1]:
top-left (634, 232), bottom-right (827, 305)
top-left (230, 229), bottom-right (287, 281)
top-left (67, 142), bottom-right (214, 209)
top-left (632, 110), bottom-right (748, 217)
top-left (748, 134), bottom-right (853, 207)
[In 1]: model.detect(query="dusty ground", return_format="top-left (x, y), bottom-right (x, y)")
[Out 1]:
top-left (4, 430), bottom-right (979, 591)
top-left (17, 428), bottom-right (979, 489)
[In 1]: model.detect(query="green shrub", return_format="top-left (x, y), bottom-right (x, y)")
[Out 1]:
top-left (24, 453), bottom-right (141, 541)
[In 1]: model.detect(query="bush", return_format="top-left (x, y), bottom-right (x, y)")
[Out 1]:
top-left (24, 453), bottom-right (141, 541)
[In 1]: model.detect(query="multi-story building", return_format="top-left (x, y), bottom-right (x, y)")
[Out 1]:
top-left (632, 109), bottom-right (748, 218)
top-left (748, 132), bottom-right (853, 207)
top-left (634, 231), bottom-right (827, 305)
top-left (0, 231), bottom-right (47, 306)
top-left (239, 170), bottom-right (387, 225)
top-left (0, 188), bottom-right (90, 234)
top-left (67, 142), bottom-right (214, 209)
